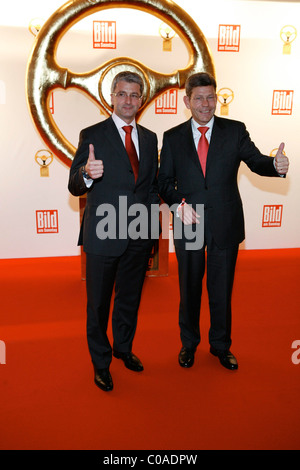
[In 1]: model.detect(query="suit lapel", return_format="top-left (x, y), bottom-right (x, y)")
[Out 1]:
top-left (136, 124), bottom-right (148, 181)
top-left (206, 116), bottom-right (227, 175)
top-left (179, 117), bottom-right (229, 178)
top-left (103, 116), bottom-right (133, 172)
top-left (104, 117), bottom-right (150, 183)
top-left (179, 119), bottom-right (202, 172)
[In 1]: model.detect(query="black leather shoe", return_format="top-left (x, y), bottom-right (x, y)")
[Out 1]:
top-left (113, 351), bottom-right (144, 372)
top-left (94, 367), bottom-right (113, 391)
top-left (178, 347), bottom-right (195, 368)
top-left (210, 347), bottom-right (238, 370)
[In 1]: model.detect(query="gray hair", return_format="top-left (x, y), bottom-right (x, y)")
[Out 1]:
top-left (111, 71), bottom-right (144, 95)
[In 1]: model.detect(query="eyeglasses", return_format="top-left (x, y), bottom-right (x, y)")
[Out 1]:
top-left (192, 95), bottom-right (216, 102)
top-left (111, 92), bottom-right (142, 101)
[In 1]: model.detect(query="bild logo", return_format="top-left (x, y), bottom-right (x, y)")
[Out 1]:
top-left (36, 210), bottom-right (59, 233)
top-left (262, 205), bottom-right (283, 227)
top-left (272, 90), bottom-right (293, 115)
top-left (155, 90), bottom-right (178, 114)
top-left (93, 21), bottom-right (116, 49)
top-left (218, 25), bottom-right (241, 52)
top-left (49, 92), bottom-right (54, 114)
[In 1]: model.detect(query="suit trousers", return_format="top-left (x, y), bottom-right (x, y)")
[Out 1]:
top-left (85, 238), bottom-right (153, 369)
top-left (175, 222), bottom-right (239, 352)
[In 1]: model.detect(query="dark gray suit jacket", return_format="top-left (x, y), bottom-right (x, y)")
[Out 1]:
top-left (68, 116), bottom-right (159, 256)
top-left (158, 116), bottom-right (281, 249)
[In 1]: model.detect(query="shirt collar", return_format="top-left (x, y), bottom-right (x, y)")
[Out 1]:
top-left (112, 112), bottom-right (137, 131)
top-left (191, 116), bottom-right (214, 133)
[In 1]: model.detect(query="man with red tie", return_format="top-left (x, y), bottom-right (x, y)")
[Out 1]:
top-left (68, 72), bottom-right (159, 391)
top-left (158, 72), bottom-right (289, 371)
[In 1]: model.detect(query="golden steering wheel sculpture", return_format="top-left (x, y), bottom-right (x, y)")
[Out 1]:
top-left (26, 0), bottom-right (215, 167)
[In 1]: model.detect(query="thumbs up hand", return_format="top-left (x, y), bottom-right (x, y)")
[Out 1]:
top-left (84, 144), bottom-right (104, 179)
top-left (274, 142), bottom-right (289, 175)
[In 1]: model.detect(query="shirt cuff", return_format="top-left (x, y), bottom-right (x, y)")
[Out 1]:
top-left (84, 177), bottom-right (93, 188)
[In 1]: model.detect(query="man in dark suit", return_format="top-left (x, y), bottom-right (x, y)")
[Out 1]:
top-left (158, 72), bottom-right (289, 371)
top-left (68, 71), bottom-right (159, 391)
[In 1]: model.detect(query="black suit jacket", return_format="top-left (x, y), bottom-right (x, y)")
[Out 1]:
top-left (68, 116), bottom-right (159, 256)
top-left (158, 116), bottom-right (281, 249)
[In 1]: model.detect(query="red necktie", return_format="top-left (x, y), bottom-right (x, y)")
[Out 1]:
top-left (122, 125), bottom-right (139, 182)
top-left (197, 126), bottom-right (209, 176)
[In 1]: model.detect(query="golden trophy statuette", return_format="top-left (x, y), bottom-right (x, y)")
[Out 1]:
top-left (280, 25), bottom-right (297, 54)
top-left (159, 23), bottom-right (176, 51)
top-left (28, 18), bottom-right (44, 37)
top-left (26, 0), bottom-right (215, 168)
top-left (217, 87), bottom-right (234, 116)
top-left (35, 149), bottom-right (53, 177)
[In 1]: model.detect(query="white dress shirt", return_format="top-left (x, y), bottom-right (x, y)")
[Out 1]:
top-left (176, 117), bottom-right (215, 216)
top-left (191, 116), bottom-right (281, 176)
top-left (111, 112), bottom-right (140, 159)
top-left (83, 112), bottom-right (140, 187)
top-left (191, 116), bottom-right (214, 148)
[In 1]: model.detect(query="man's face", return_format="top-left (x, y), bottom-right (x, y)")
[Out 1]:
top-left (111, 80), bottom-right (142, 123)
top-left (183, 85), bottom-right (217, 125)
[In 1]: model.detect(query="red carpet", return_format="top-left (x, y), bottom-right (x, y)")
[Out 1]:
top-left (0, 250), bottom-right (299, 450)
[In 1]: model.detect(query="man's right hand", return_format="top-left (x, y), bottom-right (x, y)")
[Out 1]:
top-left (178, 203), bottom-right (200, 225)
top-left (84, 144), bottom-right (104, 179)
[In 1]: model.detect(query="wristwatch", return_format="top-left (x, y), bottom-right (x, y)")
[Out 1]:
top-left (81, 166), bottom-right (91, 179)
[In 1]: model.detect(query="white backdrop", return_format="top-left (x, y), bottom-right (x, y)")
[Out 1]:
top-left (0, 0), bottom-right (299, 259)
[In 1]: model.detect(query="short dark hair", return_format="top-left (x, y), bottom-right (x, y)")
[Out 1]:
top-left (185, 72), bottom-right (217, 97)
top-left (111, 71), bottom-right (144, 95)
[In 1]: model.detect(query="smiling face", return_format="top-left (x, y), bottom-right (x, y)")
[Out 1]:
top-left (111, 80), bottom-right (142, 124)
top-left (183, 85), bottom-right (217, 125)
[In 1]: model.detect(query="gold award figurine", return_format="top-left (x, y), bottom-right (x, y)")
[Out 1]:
top-left (35, 149), bottom-right (53, 177)
top-left (217, 87), bottom-right (234, 116)
top-left (280, 25), bottom-right (297, 55)
top-left (28, 18), bottom-right (44, 37)
top-left (26, 0), bottom-right (215, 168)
top-left (159, 23), bottom-right (176, 51)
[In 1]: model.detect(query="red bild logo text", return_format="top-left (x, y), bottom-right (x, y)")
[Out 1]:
top-left (272, 90), bottom-right (293, 115)
top-left (262, 205), bottom-right (283, 227)
top-left (93, 21), bottom-right (116, 49)
top-left (155, 90), bottom-right (178, 114)
top-left (36, 210), bottom-right (59, 233)
top-left (218, 25), bottom-right (241, 51)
